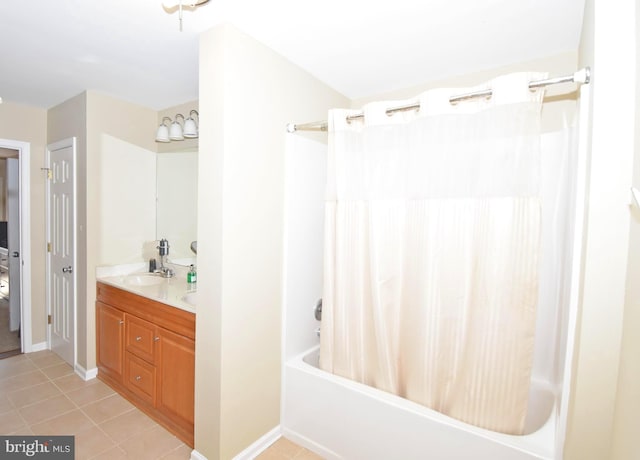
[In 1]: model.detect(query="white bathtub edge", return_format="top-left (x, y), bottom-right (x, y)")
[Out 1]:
top-left (285, 346), bottom-right (556, 460)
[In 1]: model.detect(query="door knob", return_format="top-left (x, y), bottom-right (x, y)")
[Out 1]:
top-left (62, 266), bottom-right (73, 273)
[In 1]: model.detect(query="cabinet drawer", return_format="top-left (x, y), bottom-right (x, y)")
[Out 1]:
top-left (125, 315), bottom-right (156, 363)
top-left (125, 352), bottom-right (156, 405)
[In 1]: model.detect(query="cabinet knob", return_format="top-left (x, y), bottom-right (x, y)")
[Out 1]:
top-left (135, 376), bottom-right (141, 381)
top-left (154, 336), bottom-right (160, 342)
top-left (135, 336), bottom-right (142, 342)
top-left (119, 320), bottom-right (124, 325)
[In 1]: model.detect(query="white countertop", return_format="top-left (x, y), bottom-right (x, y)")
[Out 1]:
top-left (96, 262), bottom-right (196, 314)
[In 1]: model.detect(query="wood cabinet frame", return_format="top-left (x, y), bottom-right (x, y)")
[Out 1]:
top-left (96, 282), bottom-right (195, 447)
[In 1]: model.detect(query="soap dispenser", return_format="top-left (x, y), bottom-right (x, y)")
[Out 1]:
top-left (187, 264), bottom-right (197, 284)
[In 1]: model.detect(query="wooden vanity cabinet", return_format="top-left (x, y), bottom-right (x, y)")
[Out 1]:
top-left (96, 282), bottom-right (195, 447)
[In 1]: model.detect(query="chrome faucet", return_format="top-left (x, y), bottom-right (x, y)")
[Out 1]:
top-left (156, 238), bottom-right (175, 278)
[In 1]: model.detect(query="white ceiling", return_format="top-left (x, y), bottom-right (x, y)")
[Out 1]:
top-left (0, 0), bottom-right (585, 110)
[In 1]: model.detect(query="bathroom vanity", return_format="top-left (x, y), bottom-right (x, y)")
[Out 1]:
top-left (96, 280), bottom-right (195, 447)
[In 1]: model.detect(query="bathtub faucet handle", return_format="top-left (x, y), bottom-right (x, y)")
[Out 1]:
top-left (314, 298), bottom-right (322, 321)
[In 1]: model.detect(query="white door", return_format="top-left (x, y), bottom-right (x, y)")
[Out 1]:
top-left (7, 158), bottom-right (20, 332)
top-left (46, 138), bottom-right (76, 366)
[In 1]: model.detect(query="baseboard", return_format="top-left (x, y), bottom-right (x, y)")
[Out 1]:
top-left (232, 426), bottom-right (281, 460)
top-left (190, 449), bottom-right (207, 460)
top-left (30, 341), bottom-right (48, 352)
top-left (187, 426), bottom-right (281, 460)
top-left (75, 364), bottom-right (98, 381)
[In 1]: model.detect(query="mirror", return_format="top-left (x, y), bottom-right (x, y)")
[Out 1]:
top-left (156, 148), bottom-right (198, 261)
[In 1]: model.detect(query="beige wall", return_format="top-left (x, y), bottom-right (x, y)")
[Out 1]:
top-left (0, 101), bottom-right (48, 346)
top-left (84, 91), bottom-right (158, 370)
top-left (566, 1), bottom-right (637, 459)
top-left (610, 2), bottom-right (640, 459)
top-left (195, 23), bottom-right (349, 459)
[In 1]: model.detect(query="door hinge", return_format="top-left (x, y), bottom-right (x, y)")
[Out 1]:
top-left (40, 167), bottom-right (52, 180)
top-left (47, 242), bottom-right (52, 253)
top-left (48, 314), bottom-right (52, 325)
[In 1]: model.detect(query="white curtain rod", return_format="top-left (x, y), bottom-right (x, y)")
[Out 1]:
top-left (286, 67), bottom-right (591, 133)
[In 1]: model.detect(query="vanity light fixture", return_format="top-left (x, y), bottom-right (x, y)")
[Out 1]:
top-left (155, 112), bottom-right (199, 143)
top-left (183, 110), bottom-right (199, 138)
top-left (162, 0), bottom-right (211, 31)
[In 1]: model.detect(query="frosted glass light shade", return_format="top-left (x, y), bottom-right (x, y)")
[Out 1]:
top-left (183, 118), bottom-right (198, 138)
top-left (156, 116), bottom-right (172, 143)
top-left (169, 113), bottom-right (185, 141)
top-left (155, 124), bottom-right (170, 143)
top-left (183, 109), bottom-right (199, 138)
top-left (169, 121), bottom-right (184, 141)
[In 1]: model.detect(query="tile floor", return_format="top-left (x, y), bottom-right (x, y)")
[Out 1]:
top-left (256, 438), bottom-right (323, 460)
top-left (0, 350), bottom-right (321, 460)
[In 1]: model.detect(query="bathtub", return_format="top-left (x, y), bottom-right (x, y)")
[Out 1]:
top-left (281, 346), bottom-right (557, 460)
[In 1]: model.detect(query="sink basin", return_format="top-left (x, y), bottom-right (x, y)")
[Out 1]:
top-left (124, 274), bottom-right (166, 286)
top-left (181, 292), bottom-right (197, 307)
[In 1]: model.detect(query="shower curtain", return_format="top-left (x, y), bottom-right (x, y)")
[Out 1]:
top-left (319, 72), bottom-right (547, 435)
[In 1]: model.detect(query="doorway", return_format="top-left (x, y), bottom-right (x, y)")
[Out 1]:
top-left (45, 138), bottom-right (77, 367)
top-left (0, 138), bottom-right (32, 358)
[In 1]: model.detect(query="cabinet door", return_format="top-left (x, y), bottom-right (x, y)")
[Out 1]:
top-left (156, 327), bottom-right (195, 428)
top-left (96, 302), bottom-right (125, 382)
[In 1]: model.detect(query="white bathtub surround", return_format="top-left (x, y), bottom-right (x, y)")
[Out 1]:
top-left (282, 134), bottom-right (326, 361)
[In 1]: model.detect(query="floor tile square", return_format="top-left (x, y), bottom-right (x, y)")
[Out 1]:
top-left (30, 408), bottom-right (95, 435)
top-left (8, 381), bottom-right (62, 408)
top-left (0, 409), bottom-right (28, 434)
top-left (65, 380), bottom-right (115, 407)
top-left (98, 407), bottom-right (157, 443)
top-left (0, 356), bottom-right (37, 380)
top-left (118, 424), bottom-right (183, 460)
top-left (73, 425), bottom-right (116, 460)
top-left (81, 393), bottom-right (134, 424)
top-left (27, 350), bottom-right (66, 369)
top-left (0, 369), bottom-right (49, 393)
top-left (18, 394), bottom-right (76, 425)
top-left (40, 362), bottom-right (74, 380)
top-left (52, 373), bottom-right (100, 394)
